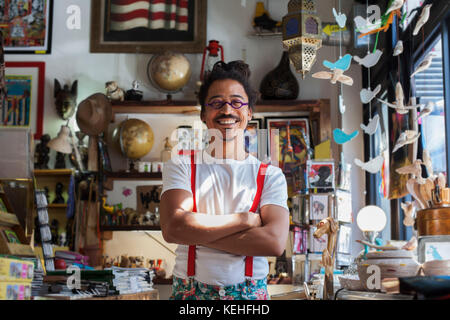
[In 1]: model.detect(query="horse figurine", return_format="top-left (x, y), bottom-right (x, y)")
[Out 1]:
top-left (54, 79), bottom-right (78, 120)
top-left (313, 216), bottom-right (339, 300)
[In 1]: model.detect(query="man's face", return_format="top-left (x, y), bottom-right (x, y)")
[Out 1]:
top-left (201, 79), bottom-right (252, 142)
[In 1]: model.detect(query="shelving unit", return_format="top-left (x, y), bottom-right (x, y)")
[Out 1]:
top-left (104, 171), bottom-right (162, 181)
top-left (33, 169), bottom-right (74, 236)
top-left (100, 225), bottom-right (161, 231)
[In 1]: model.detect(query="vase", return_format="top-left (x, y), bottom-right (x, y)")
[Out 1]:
top-left (259, 51), bottom-right (299, 100)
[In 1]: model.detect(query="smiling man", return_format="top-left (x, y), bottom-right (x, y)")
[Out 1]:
top-left (160, 61), bottom-right (289, 300)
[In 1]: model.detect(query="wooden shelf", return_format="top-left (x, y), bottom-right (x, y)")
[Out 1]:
top-left (104, 171), bottom-right (162, 181)
top-left (47, 204), bottom-right (68, 209)
top-left (33, 169), bottom-right (74, 176)
top-left (100, 225), bottom-right (161, 231)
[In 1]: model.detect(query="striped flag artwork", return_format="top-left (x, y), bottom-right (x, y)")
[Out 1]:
top-left (110, 0), bottom-right (189, 32)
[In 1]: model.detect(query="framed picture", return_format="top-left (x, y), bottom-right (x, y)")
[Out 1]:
top-left (265, 117), bottom-right (311, 173)
top-left (136, 185), bottom-right (162, 214)
top-left (307, 160), bottom-right (335, 190)
top-left (418, 235), bottom-right (450, 263)
top-left (292, 163), bottom-right (308, 193)
top-left (337, 224), bottom-right (352, 255)
top-left (291, 194), bottom-right (309, 225)
top-left (1, 0), bottom-right (53, 54)
top-left (336, 190), bottom-right (353, 223)
top-left (245, 119), bottom-right (262, 159)
top-left (1, 62), bottom-right (45, 140)
top-left (292, 226), bottom-right (308, 254)
top-left (310, 194), bottom-right (330, 221)
top-left (90, 0), bottom-right (207, 53)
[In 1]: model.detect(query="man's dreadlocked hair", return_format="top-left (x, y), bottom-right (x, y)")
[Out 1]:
top-left (197, 60), bottom-right (259, 115)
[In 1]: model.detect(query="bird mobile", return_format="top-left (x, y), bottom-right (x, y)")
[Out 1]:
top-left (332, 8), bottom-right (346, 28)
top-left (378, 82), bottom-right (423, 114)
top-left (312, 54), bottom-right (353, 86)
top-left (392, 130), bottom-right (421, 153)
top-left (353, 49), bottom-right (383, 68)
top-left (393, 40), bottom-right (404, 56)
top-left (411, 53), bottom-right (436, 78)
top-left (360, 114), bottom-right (380, 135)
top-left (413, 4), bottom-right (432, 36)
top-left (418, 101), bottom-right (434, 120)
top-left (360, 84), bottom-right (381, 104)
top-left (396, 159), bottom-right (426, 185)
top-left (354, 16), bottom-right (381, 34)
top-left (333, 128), bottom-right (358, 145)
top-left (354, 154), bottom-right (384, 174)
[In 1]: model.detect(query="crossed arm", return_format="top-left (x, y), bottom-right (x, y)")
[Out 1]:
top-left (160, 189), bottom-right (289, 257)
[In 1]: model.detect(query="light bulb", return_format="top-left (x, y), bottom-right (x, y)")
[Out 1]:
top-left (356, 205), bottom-right (386, 232)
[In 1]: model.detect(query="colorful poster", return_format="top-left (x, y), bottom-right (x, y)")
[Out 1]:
top-left (1, 74), bottom-right (32, 127)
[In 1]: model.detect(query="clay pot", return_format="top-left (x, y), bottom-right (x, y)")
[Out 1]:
top-left (259, 51), bottom-right (299, 100)
top-left (357, 250), bottom-right (421, 291)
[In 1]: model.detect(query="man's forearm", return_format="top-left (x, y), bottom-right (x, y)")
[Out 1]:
top-left (163, 211), bottom-right (260, 245)
top-left (202, 224), bottom-right (286, 257)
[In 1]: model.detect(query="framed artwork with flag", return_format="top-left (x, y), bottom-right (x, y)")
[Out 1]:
top-left (91, 0), bottom-right (207, 53)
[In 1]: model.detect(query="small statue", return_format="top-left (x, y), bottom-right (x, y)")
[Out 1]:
top-left (34, 134), bottom-right (51, 169)
top-left (55, 152), bottom-right (66, 169)
top-left (43, 186), bottom-right (50, 204)
top-left (105, 81), bottom-right (125, 101)
top-left (50, 219), bottom-right (59, 244)
top-left (52, 182), bottom-right (65, 204)
top-left (54, 79), bottom-right (78, 120)
top-left (125, 80), bottom-right (143, 101)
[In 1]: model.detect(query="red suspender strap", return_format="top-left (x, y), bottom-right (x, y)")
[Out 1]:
top-left (187, 153), bottom-right (197, 277)
top-left (245, 163), bottom-right (268, 278)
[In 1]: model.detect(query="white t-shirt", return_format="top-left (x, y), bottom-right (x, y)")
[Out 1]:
top-left (161, 150), bottom-right (289, 286)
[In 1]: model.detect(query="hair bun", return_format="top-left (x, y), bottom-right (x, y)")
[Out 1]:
top-left (212, 60), bottom-right (251, 80)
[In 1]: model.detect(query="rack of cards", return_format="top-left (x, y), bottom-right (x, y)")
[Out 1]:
top-left (35, 190), bottom-right (55, 272)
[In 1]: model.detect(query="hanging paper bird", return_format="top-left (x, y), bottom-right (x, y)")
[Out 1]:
top-left (353, 50), bottom-right (383, 68)
top-left (385, 0), bottom-right (405, 15)
top-left (393, 40), bottom-right (404, 56)
top-left (411, 53), bottom-right (437, 78)
top-left (413, 4), bottom-right (432, 36)
top-left (332, 8), bottom-right (347, 28)
top-left (377, 82), bottom-right (423, 114)
top-left (333, 128), bottom-right (358, 144)
top-left (392, 130), bottom-right (421, 153)
top-left (312, 69), bottom-right (353, 86)
top-left (354, 16), bottom-right (381, 34)
top-left (313, 55), bottom-right (353, 86)
top-left (418, 101), bottom-right (434, 120)
top-left (323, 54), bottom-right (352, 71)
top-left (354, 154), bottom-right (384, 174)
top-left (360, 114), bottom-right (380, 135)
top-left (360, 84), bottom-right (381, 104)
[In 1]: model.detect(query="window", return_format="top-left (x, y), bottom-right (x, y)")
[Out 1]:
top-left (414, 37), bottom-right (446, 174)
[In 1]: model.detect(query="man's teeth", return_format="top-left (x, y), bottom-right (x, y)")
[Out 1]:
top-left (218, 119), bottom-right (237, 124)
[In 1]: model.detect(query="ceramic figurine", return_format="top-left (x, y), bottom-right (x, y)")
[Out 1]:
top-left (53, 182), bottom-right (65, 204)
top-left (105, 81), bottom-right (125, 101)
top-left (125, 80), bottom-right (143, 101)
top-left (34, 134), bottom-right (51, 169)
top-left (54, 79), bottom-right (78, 120)
top-left (411, 53), bottom-right (436, 78)
top-left (378, 82), bottom-right (423, 114)
top-left (413, 4), bottom-right (432, 36)
top-left (54, 152), bottom-right (66, 169)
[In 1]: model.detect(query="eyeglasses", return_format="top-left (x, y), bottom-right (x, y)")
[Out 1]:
top-left (205, 100), bottom-right (249, 110)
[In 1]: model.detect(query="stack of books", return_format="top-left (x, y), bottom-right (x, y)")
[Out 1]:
top-left (108, 266), bottom-right (154, 295)
top-left (0, 256), bottom-right (35, 300)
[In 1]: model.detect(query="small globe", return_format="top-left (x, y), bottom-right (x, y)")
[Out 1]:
top-left (119, 119), bottom-right (154, 160)
top-left (147, 52), bottom-right (192, 93)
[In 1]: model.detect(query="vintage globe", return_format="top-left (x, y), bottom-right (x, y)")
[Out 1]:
top-left (147, 52), bottom-right (192, 93)
top-left (119, 119), bottom-right (154, 160)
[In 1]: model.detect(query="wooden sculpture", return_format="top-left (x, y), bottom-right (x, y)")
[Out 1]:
top-left (313, 217), bottom-right (339, 300)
